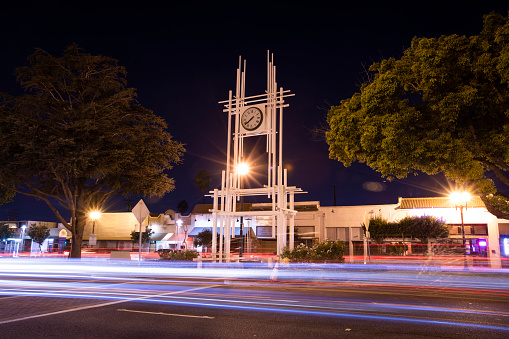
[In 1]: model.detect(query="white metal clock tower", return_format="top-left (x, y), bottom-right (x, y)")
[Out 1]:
top-left (210, 51), bottom-right (304, 261)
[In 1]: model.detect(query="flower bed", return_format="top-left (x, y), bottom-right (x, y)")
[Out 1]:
top-left (158, 249), bottom-right (199, 260)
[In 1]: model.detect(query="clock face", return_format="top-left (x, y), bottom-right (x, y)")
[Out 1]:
top-left (241, 106), bottom-right (263, 131)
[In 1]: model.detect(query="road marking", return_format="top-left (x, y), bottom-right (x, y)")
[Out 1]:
top-left (117, 309), bottom-right (214, 319)
top-left (0, 295), bottom-right (25, 300)
top-left (0, 284), bottom-right (221, 325)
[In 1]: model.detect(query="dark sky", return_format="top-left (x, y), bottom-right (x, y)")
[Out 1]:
top-left (0, 2), bottom-right (507, 221)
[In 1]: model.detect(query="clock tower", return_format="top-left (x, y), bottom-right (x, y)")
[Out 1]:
top-left (210, 52), bottom-right (304, 261)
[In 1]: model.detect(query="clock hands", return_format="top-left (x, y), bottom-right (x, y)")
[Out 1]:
top-left (242, 107), bottom-right (262, 130)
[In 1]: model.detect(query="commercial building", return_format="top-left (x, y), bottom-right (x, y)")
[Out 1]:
top-left (0, 220), bottom-right (69, 255)
top-left (81, 196), bottom-right (508, 267)
top-left (2, 196), bottom-right (508, 267)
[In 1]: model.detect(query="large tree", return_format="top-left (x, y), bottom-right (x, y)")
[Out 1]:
top-left (362, 215), bottom-right (448, 244)
top-left (326, 12), bottom-right (509, 219)
top-left (176, 199), bottom-right (189, 215)
top-left (0, 45), bottom-right (185, 258)
top-left (0, 224), bottom-right (15, 242)
top-left (130, 227), bottom-right (154, 245)
top-left (27, 223), bottom-right (51, 254)
top-left (398, 216), bottom-right (449, 244)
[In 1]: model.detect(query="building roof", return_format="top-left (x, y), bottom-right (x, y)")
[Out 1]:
top-left (397, 196), bottom-right (486, 209)
top-left (191, 204), bottom-right (253, 214)
top-left (250, 201), bottom-right (320, 212)
top-left (191, 201), bottom-right (320, 214)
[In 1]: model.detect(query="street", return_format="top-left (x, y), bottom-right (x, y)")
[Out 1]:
top-left (0, 258), bottom-right (508, 338)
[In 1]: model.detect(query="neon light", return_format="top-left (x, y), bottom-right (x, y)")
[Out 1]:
top-left (504, 238), bottom-right (509, 256)
top-left (478, 240), bottom-right (487, 247)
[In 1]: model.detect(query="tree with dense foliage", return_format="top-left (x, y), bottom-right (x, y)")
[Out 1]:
top-left (130, 227), bottom-right (154, 245)
top-left (0, 45), bottom-right (185, 258)
top-left (398, 215), bottom-right (449, 244)
top-left (0, 224), bottom-right (15, 242)
top-left (326, 12), bottom-right (509, 219)
top-left (193, 170), bottom-right (211, 204)
top-left (176, 200), bottom-right (189, 215)
top-left (362, 215), bottom-right (396, 243)
top-left (363, 215), bottom-right (448, 244)
top-left (193, 228), bottom-right (213, 248)
top-left (27, 223), bottom-right (50, 253)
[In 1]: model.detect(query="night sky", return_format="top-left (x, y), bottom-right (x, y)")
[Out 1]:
top-left (0, 2), bottom-right (507, 222)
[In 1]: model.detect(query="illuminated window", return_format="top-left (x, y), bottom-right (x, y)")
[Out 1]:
top-left (503, 238), bottom-right (509, 256)
top-left (473, 225), bottom-right (488, 235)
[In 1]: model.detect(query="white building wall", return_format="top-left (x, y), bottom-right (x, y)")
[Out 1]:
top-left (398, 207), bottom-right (502, 267)
top-left (319, 203), bottom-right (505, 267)
top-left (323, 204), bottom-right (399, 231)
top-left (83, 213), bottom-right (139, 239)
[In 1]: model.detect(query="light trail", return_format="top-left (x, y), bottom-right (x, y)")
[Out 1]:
top-left (2, 283), bottom-right (508, 318)
top-left (4, 288), bottom-right (507, 332)
top-left (0, 283), bottom-right (221, 325)
top-left (1, 258), bottom-right (508, 287)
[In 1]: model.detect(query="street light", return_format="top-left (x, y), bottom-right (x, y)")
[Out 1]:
top-left (89, 211), bottom-right (101, 246)
top-left (176, 219), bottom-right (183, 250)
top-left (20, 225), bottom-right (27, 254)
top-left (238, 162), bottom-right (249, 176)
top-left (449, 191), bottom-right (471, 268)
top-left (238, 162), bottom-right (249, 258)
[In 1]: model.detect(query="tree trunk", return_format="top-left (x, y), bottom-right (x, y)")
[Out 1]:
top-left (69, 212), bottom-right (87, 258)
top-left (70, 232), bottom-right (82, 258)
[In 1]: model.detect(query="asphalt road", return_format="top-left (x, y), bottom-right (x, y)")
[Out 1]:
top-left (0, 259), bottom-right (508, 338)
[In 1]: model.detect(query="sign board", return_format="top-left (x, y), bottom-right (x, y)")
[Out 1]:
top-left (132, 199), bottom-right (150, 225)
top-left (132, 199), bottom-right (150, 262)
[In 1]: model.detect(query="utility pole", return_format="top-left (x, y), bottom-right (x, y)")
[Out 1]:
top-left (125, 199), bottom-right (134, 212)
top-left (8, 209), bottom-right (18, 221)
top-left (330, 185), bottom-right (337, 206)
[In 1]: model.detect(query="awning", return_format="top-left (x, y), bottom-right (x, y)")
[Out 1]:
top-left (151, 233), bottom-right (173, 241)
top-left (189, 227), bottom-right (210, 236)
top-left (398, 196), bottom-right (485, 209)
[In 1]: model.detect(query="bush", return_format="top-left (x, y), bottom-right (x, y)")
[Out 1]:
top-left (282, 243), bottom-right (312, 261)
top-left (385, 243), bottom-right (408, 256)
top-left (158, 249), bottom-right (199, 260)
top-left (282, 240), bottom-right (345, 263)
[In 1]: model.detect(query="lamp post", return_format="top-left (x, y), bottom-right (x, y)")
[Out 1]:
top-left (449, 191), bottom-right (471, 268)
top-left (89, 211), bottom-right (101, 247)
top-left (238, 162), bottom-right (249, 258)
top-left (20, 225), bottom-right (27, 254)
top-left (176, 219), bottom-right (183, 250)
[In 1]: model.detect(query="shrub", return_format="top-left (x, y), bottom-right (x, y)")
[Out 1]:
top-left (282, 240), bottom-right (345, 263)
top-left (158, 249), bottom-right (199, 260)
top-left (313, 239), bottom-right (345, 261)
top-left (385, 242), bottom-right (408, 255)
top-left (282, 243), bottom-right (312, 261)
